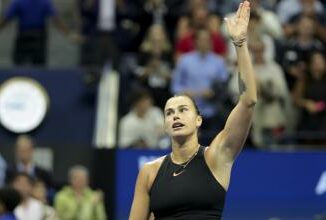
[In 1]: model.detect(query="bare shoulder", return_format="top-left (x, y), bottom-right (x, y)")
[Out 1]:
top-left (140, 155), bottom-right (166, 191)
top-left (143, 156), bottom-right (166, 176)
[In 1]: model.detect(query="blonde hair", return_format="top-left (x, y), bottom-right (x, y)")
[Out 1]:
top-left (140, 24), bottom-right (171, 53)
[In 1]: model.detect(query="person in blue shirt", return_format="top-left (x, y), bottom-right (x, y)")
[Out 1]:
top-left (171, 28), bottom-right (229, 132)
top-left (0, 0), bottom-right (78, 66)
top-left (0, 187), bottom-right (21, 220)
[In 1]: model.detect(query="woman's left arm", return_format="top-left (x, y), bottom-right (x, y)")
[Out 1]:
top-left (208, 1), bottom-right (257, 163)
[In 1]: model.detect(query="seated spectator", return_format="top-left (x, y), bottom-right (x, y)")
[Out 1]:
top-left (171, 29), bottom-right (228, 132)
top-left (136, 24), bottom-right (172, 108)
top-left (139, 23), bottom-right (172, 63)
top-left (284, 0), bottom-right (326, 41)
top-left (292, 52), bottom-right (326, 141)
top-left (175, 5), bottom-right (227, 59)
top-left (0, 187), bottom-right (21, 220)
top-left (11, 173), bottom-right (44, 220)
top-left (6, 135), bottom-right (54, 193)
top-left (118, 88), bottom-right (165, 149)
top-left (32, 180), bottom-right (58, 220)
top-left (249, 40), bottom-right (292, 148)
top-left (276, 0), bottom-right (324, 25)
top-left (54, 165), bottom-right (106, 220)
top-left (277, 16), bottom-right (325, 91)
top-left (0, 0), bottom-right (78, 66)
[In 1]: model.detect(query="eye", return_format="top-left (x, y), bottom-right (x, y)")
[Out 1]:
top-left (180, 107), bottom-right (188, 112)
top-left (165, 111), bottom-right (172, 116)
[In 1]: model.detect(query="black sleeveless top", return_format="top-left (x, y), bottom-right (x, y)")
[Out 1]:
top-left (149, 146), bottom-right (226, 220)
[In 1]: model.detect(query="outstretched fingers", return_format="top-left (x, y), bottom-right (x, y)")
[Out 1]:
top-left (240, 1), bottom-right (251, 22)
top-left (236, 2), bottom-right (243, 19)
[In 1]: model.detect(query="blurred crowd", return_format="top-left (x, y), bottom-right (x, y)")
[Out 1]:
top-left (0, 0), bottom-right (325, 151)
top-left (0, 135), bottom-right (106, 220)
top-left (0, 0), bottom-right (325, 219)
top-left (115, 0), bottom-right (326, 150)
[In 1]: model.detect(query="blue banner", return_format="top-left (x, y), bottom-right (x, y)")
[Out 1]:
top-left (116, 149), bottom-right (326, 220)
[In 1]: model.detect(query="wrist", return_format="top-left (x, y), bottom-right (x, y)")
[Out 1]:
top-left (233, 38), bottom-right (247, 48)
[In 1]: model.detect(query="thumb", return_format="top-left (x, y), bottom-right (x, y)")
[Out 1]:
top-left (224, 17), bottom-right (232, 33)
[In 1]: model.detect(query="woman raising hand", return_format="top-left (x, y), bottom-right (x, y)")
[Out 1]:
top-left (129, 1), bottom-right (257, 219)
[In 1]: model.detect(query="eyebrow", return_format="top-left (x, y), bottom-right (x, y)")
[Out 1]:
top-left (165, 105), bottom-right (189, 112)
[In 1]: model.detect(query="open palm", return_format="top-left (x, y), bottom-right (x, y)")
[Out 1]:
top-left (225, 1), bottom-right (250, 42)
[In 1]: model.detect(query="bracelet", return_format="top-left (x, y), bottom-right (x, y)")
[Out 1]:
top-left (232, 38), bottom-right (246, 47)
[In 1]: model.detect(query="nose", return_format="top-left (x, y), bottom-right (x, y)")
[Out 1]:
top-left (173, 115), bottom-right (180, 121)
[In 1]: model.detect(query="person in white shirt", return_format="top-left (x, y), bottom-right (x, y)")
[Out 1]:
top-left (119, 88), bottom-right (165, 149)
top-left (12, 173), bottom-right (44, 220)
top-left (229, 39), bottom-right (292, 148)
top-left (223, 0), bottom-right (283, 40)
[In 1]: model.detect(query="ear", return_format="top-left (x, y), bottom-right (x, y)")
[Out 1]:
top-left (196, 115), bottom-right (202, 128)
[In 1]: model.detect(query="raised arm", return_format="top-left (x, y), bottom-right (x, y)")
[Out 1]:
top-left (208, 1), bottom-right (257, 163)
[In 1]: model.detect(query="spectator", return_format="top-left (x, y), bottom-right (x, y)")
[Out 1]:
top-left (171, 29), bottom-right (228, 131)
top-left (276, 0), bottom-right (324, 25)
top-left (118, 88), bottom-right (165, 149)
top-left (54, 165), bottom-right (106, 220)
top-left (0, 0), bottom-right (78, 66)
top-left (0, 187), bottom-right (21, 220)
top-left (223, 0), bottom-right (283, 40)
top-left (6, 135), bottom-right (54, 191)
top-left (277, 16), bottom-right (325, 91)
top-left (175, 5), bottom-right (227, 59)
top-left (12, 173), bottom-right (44, 220)
top-left (283, 0), bottom-right (326, 40)
top-left (77, 0), bottom-right (119, 71)
top-left (136, 24), bottom-right (172, 108)
top-left (249, 40), bottom-right (292, 148)
top-left (114, 0), bottom-right (184, 52)
top-left (139, 24), bottom-right (172, 62)
top-left (32, 180), bottom-right (58, 220)
top-left (227, 11), bottom-right (275, 70)
top-left (292, 52), bottom-right (326, 141)
top-left (247, 0), bottom-right (283, 39)
top-left (143, 0), bottom-right (167, 24)
top-left (0, 154), bottom-right (6, 188)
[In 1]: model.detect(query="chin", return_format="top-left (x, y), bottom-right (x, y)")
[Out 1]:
top-left (170, 130), bottom-right (192, 138)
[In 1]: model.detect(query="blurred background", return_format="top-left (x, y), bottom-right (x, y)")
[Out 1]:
top-left (0, 0), bottom-right (325, 219)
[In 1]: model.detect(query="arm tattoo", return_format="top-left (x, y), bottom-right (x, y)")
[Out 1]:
top-left (238, 72), bottom-right (246, 95)
top-left (247, 101), bottom-right (256, 108)
top-left (238, 72), bottom-right (256, 108)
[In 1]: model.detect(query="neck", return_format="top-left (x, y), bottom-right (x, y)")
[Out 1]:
top-left (72, 187), bottom-right (84, 194)
top-left (298, 35), bottom-right (312, 44)
top-left (135, 110), bottom-right (146, 118)
top-left (23, 161), bottom-right (30, 165)
top-left (255, 57), bottom-right (264, 64)
top-left (198, 50), bottom-right (208, 56)
top-left (22, 197), bottom-right (30, 206)
top-left (171, 133), bottom-right (199, 164)
top-left (19, 161), bottom-right (32, 167)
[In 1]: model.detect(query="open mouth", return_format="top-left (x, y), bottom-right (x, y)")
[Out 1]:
top-left (172, 122), bottom-right (185, 129)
